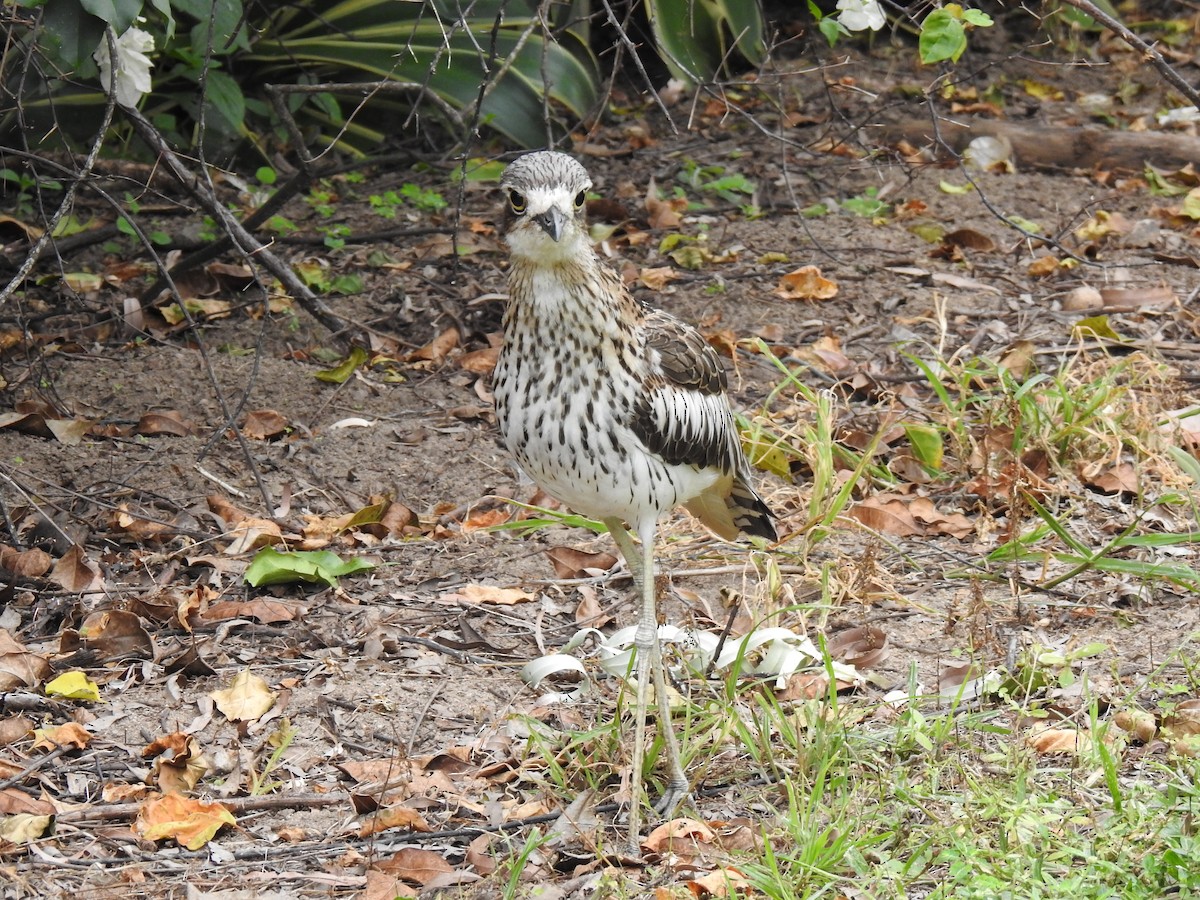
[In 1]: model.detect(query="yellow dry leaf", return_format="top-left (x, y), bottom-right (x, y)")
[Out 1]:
top-left (639, 266), bottom-right (679, 290)
top-left (32, 722), bottom-right (91, 751)
top-left (1026, 727), bottom-right (1093, 756)
top-left (774, 265), bottom-right (838, 301)
top-left (438, 584), bottom-right (535, 606)
top-left (0, 814), bottom-right (52, 844)
top-left (1022, 78), bottom-right (1064, 101)
top-left (136, 793), bottom-right (236, 850)
top-left (44, 671), bottom-right (100, 701)
top-left (210, 669), bottom-right (276, 722)
top-left (1027, 256), bottom-right (1061, 277)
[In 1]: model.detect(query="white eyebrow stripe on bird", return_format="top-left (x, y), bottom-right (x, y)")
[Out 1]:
top-left (514, 185), bottom-right (569, 213)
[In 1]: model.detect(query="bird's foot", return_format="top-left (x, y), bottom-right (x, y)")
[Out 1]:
top-left (653, 777), bottom-right (690, 818)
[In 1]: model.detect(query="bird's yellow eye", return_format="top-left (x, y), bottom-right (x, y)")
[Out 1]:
top-left (508, 190), bottom-right (526, 213)
top-left (574, 190), bottom-right (586, 209)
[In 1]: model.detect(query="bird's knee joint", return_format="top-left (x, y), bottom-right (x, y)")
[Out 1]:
top-left (633, 623), bottom-right (657, 650)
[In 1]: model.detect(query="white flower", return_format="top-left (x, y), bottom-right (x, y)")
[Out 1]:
top-left (93, 26), bottom-right (155, 107)
top-left (836, 0), bottom-right (886, 32)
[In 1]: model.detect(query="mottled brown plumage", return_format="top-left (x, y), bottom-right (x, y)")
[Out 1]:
top-left (492, 151), bottom-right (775, 854)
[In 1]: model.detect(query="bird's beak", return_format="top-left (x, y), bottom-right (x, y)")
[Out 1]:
top-left (533, 206), bottom-right (569, 242)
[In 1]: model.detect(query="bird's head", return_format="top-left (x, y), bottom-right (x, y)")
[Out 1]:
top-left (500, 151), bottom-right (592, 265)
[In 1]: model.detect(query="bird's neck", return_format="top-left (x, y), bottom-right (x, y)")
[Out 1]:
top-left (506, 249), bottom-right (641, 338)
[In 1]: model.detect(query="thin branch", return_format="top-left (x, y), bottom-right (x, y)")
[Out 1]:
top-left (118, 105), bottom-right (350, 338)
top-left (0, 30), bottom-right (118, 307)
top-left (1058, 0), bottom-right (1200, 109)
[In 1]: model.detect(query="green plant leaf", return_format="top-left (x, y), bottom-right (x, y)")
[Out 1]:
top-left (248, 5), bottom-right (600, 149)
top-left (79, 0), bottom-right (142, 34)
top-left (201, 69), bottom-right (246, 136)
top-left (244, 547), bottom-right (374, 587)
top-left (39, 0), bottom-right (107, 72)
top-left (904, 424), bottom-right (944, 471)
top-left (645, 0), bottom-right (765, 83)
top-left (920, 9), bottom-right (967, 64)
top-left (315, 346), bottom-right (369, 383)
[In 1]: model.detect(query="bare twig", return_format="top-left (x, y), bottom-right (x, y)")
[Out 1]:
top-left (1058, 0), bottom-right (1200, 109)
top-left (0, 30), bottom-right (118, 307)
top-left (55, 792), bottom-right (343, 825)
top-left (117, 106), bottom-right (350, 339)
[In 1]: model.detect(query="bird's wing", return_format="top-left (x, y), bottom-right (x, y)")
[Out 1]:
top-left (644, 308), bottom-right (727, 395)
top-left (630, 308), bottom-right (739, 475)
top-left (632, 308), bottom-right (777, 542)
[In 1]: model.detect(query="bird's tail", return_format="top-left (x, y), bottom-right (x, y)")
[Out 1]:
top-left (728, 476), bottom-right (777, 541)
top-left (685, 475), bottom-right (776, 543)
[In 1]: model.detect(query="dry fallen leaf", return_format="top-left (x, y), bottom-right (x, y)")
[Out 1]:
top-left (358, 806), bottom-right (433, 837)
top-left (437, 584), bottom-right (535, 606)
top-left (361, 870), bottom-right (417, 900)
top-left (111, 504), bottom-right (175, 542)
top-left (241, 409), bottom-right (289, 440)
top-left (684, 866), bottom-right (752, 898)
top-left (32, 722), bottom-right (90, 751)
top-left (645, 185), bottom-right (685, 230)
top-left (201, 598), bottom-right (299, 625)
top-left (0, 545), bottom-right (52, 578)
top-left (143, 732), bottom-right (210, 794)
top-left (225, 517), bottom-right (283, 555)
top-left (49, 545), bottom-right (104, 594)
top-left (0, 788), bottom-right (53, 817)
top-left (774, 265), bottom-right (838, 301)
top-left (134, 410), bottom-right (193, 437)
top-left (942, 227), bottom-right (996, 251)
top-left (642, 817), bottom-right (716, 853)
top-left (1027, 255), bottom-right (1061, 277)
top-left (210, 669), bottom-right (277, 722)
top-left (827, 625), bottom-right (888, 669)
top-left (639, 266), bottom-right (679, 290)
top-left (373, 848), bottom-right (454, 885)
top-left (1026, 727), bottom-right (1094, 756)
top-left (460, 508), bottom-right (510, 532)
top-left (135, 793), bottom-right (236, 850)
top-left (409, 327), bottom-right (459, 364)
top-left (546, 546), bottom-right (618, 579)
top-left (1113, 708), bottom-right (1157, 743)
top-left (457, 345), bottom-right (499, 375)
top-left (62, 609), bottom-right (154, 661)
top-left (0, 813), bottom-right (53, 844)
top-left (846, 496), bottom-right (922, 537)
top-left (1099, 286), bottom-right (1177, 310)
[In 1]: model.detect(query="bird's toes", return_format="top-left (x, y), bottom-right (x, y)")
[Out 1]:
top-left (653, 780), bottom-right (690, 817)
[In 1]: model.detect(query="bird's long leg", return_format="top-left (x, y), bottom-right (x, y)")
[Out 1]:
top-left (616, 518), bottom-right (689, 855)
top-left (604, 518), bottom-right (643, 584)
top-left (640, 521), bottom-right (688, 821)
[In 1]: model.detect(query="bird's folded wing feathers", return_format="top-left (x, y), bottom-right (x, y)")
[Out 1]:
top-left (643, 309), bottom-right (727, 395)
top-left (630, 310), bottom-right (740, 475)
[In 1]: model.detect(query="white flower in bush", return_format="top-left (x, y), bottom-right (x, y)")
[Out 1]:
top-left (94, 26), bottom-right (155, 107)
top-left (836, 0), bottom-right (886, 32)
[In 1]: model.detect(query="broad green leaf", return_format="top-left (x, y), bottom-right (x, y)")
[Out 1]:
top-left (316, 348), bottom-right (368, 385)
top-left (79, 0), bottom-right (142, 33)
top-left (1181, 188), bottom-right (1200, 220)
top-left (39, 0), bottom-right (107, 72)
top-left (178, 0), bottom-right (250, 54)
top-left (200, 69), bottom-right (246, 136)
top-left (244, 547), bottom-right (374, 587)
top-left (1072, 316), bottom-right (1122, 341)
top-left (645, 0), bottom-right (765, 83)
top-left (905, 424), bottom-right (944, 471)
top-left (919, 9), bottom-right (967, 64)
